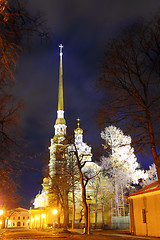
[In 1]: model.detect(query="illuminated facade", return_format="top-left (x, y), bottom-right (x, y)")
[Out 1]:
top-left (30, 45), bottom-right (109, 228)
top-left (6, 208), bottom-right (30, 228)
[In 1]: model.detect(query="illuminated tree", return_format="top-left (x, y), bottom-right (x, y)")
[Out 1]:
top-left (101, 126), bottom-right (147, 216)
top-left (96, 16), bottom-right (160, 181)
top-left (141, 163), bottom-right (158, 187)
top-left (88, 171), bottom-right (113, 228)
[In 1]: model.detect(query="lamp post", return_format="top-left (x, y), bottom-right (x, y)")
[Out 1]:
top-left (35, 216), bottom-right (38, 228)
top-left (86, 196), bottom-right (92, 235)
top-left (41, 214), bottom-right (45, 229)
top-left (0, 210), bottom-right (3, 229)
top-left (52, 209), bottom-right (57, 230)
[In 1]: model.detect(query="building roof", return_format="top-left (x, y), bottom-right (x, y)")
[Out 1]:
top-left (128, 181), bottom-right (160, 198)
top-left (7, 207), bottom-right (29, 214)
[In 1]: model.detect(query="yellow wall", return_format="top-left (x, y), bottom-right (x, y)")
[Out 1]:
top-left (146, 193), bottom-right (160, 237)
top-left (129, 190), bottom-right (160, 237)
top-left (132, 197), bottom-right (147, 235)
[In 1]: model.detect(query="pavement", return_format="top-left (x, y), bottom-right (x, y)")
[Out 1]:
top-left (0, 228), bottom-right (160, 240)
top-left (69, 229), bottom-right (160, 240)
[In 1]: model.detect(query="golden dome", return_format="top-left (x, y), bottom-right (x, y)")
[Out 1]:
top-left (74, 127), bottom-right (83, 134)
top-left (55, 118), bottom-right (66, 125)
top-left (74, 118), bottom-right (83, 135)
top-left (43, 177), bottom-right (49, 184)
top-left (53, 134), bottom-right (65, 143)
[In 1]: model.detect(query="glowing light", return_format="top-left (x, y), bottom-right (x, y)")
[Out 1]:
top-left (41, 214), bottom-right (45, 218)
top-left (52, 209), bottom-right (58, 215)
top-left (0, 210), bottom-right (3, 215)
top-left (35, 216), bottom-right (38, 220)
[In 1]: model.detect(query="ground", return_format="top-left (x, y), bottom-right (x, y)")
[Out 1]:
top-left (0, 228), bottom-right (159, 240)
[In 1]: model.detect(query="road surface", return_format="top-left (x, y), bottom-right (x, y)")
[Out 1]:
top-left (0, 228), bottom-right (159, 240)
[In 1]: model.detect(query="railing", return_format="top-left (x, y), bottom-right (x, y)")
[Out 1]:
top-left (111, 216), bottom-right (130, 229)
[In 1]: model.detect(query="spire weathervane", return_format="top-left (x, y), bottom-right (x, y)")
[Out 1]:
top-left (59, 44), bottom-right (63, 56)
top-left (77, 118), bottom-right (80, 127)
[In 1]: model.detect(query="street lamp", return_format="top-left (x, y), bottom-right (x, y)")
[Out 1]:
top-left (52, 209), bottom-right (57, 230)
top-left (0, 210), bottom-right (4, 229)
top-left (31, 217), bottom-right (34, 229)
top-left (0, 210), bottom-right (3, 216)
top-left (41, 214), bottom-right (45, 229)
top-left (86, 196), bottom-right (92, 235)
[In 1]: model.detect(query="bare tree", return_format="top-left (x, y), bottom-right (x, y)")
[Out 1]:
top-left (49, 145), bottom-right (79, 231)
top-left (70, 142), bottom-right (100, 234)
top-left (49, 133), bottom-right (100, 234)
top-left (96, 16), bottom-right (160, 181)
top-left (0, 0), bottom-right (49, 206)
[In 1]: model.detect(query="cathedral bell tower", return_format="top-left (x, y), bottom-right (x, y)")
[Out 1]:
top-left (49, 45), bottom-right (67, 178)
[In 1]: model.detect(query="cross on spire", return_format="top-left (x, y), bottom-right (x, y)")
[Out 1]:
top-left (77, 118), bottom-right (80, 127)
top-left (59, 44), bottom-right (63, 56)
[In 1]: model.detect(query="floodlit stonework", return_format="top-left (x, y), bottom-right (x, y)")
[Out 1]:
top-left (30, 45), bottom-right (110, 229)
top-left (6, 208), bottom-right (30, 228)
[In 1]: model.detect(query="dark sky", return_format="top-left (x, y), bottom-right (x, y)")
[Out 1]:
top-left (14, 0), bottom-right (160, 208)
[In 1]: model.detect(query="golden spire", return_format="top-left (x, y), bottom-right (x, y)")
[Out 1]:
top-left (54, 44), bottom-right (66, 132)
top-left (74, 118), bottom-right (83, 134)
top-left (58, 44), bottom-right (64, 111)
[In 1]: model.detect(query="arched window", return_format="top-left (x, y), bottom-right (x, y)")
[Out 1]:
top-left (17, 221), bottom-right (21, 227)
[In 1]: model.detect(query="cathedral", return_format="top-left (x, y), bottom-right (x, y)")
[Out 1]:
top-left (30, 45), bottom-right (99, 229)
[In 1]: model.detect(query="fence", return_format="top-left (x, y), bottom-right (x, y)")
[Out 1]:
top-left (111, 216), bottom-right (130, 229)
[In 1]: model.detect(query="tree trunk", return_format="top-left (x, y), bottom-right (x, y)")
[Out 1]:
top-left (57, 196), bottom-right (60, 228)
top-left (102, 201), bottom-right (105, 229)
top-left (114, 169), bottom-right (119, 217)
top-left (74, 149), bottom-right (88, 234)
top-left (121, 185), bottom-right (125, 216)
top-left (79, 169), bottom-right (88, 233)
top-left (63, 192), bottom-right (69, 230)
top-left (95, 184), bottom-right (99, 229)
top-left (95, 197), bottom-right (98, 229)
top-left (146, 109), bottom-right (160, 182)
top-left (72, 187), bottom-right (75, 229)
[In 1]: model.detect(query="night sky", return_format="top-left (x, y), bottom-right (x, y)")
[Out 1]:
top-left (13, 0), bottom-right (160, 208)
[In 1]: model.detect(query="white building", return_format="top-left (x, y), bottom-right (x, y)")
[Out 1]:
top-left (6, 208), bottom-right (30, 228)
